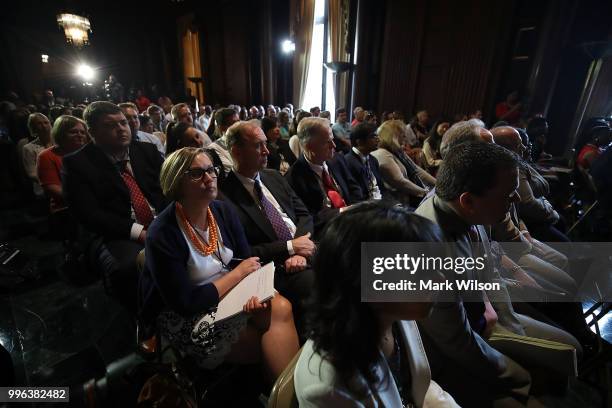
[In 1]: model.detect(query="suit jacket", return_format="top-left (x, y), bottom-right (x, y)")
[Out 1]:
top-left (285, 154), bottom-right (364, 234)
top-left (344, 149), bottom-right (386, 200)
top-left (62, 142), bottom-right (167, 241)
top-left (295, 321), bottom-right (459, 408)
top-left (139, 200), bottom-right (251, 326)
top-left (415, 195), bottom-right (529, 401)
top-left (266, 139), bottom-right (297, 172)
top-left (220, 169), bottom-right (314, 265)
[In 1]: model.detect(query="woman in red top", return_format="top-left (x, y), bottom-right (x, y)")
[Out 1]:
top-left (576, 125), bottom-right (612, 171)
top-left (37, 115), bottom-right (89, 212)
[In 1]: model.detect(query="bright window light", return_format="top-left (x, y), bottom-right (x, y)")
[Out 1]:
top-left (41, 54), bottom-right (49, 63)
top-left (302, 0), bottom-right (335, 114)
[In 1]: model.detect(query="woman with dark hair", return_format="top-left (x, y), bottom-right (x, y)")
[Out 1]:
top-left (422, 120), bottom-right (449, 176)
top-left (165, 122), bottom-right (204, 157)
top-left (295, 201), bottom-right (458, 407)
top-left (261, 116), bottom-right (296, 174)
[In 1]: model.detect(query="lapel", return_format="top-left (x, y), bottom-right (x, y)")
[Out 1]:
top-left (327, 157), bottom-right (349, 200)
top-left (129, 143), bottom-right (150, 200)
top-left (260, 171), bottom-right (295, 221)
top-left (88, 143), bottom-right (130, 200)
top-left (297, 156), bottom-right (325, 201)
top-left (225, 171), bottom-right (278, 241)
top-left (347, 150), bottom-right (369, 193)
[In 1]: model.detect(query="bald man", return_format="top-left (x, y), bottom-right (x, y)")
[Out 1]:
top-left (491, 127), bottom-right (574, 292)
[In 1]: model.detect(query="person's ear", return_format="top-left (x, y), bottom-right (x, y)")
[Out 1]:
top-left (458, 192), bottom-right (476, 214)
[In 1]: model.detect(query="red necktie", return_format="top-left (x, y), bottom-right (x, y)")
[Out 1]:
top-left (120, 163), bottom-right (154, 227)
top-left (321, 168), bottom-right (346, 208)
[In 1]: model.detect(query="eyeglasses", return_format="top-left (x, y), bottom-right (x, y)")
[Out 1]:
top-left (184, 166), bottom-right (220, 181)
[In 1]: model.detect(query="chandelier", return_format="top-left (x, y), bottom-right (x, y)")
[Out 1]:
top-left (57, 13), bottom-right (92, 47)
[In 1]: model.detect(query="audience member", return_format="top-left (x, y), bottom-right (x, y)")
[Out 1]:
top-left (331, 107), bottom-right (351, 149)
top-left (171, 102), bottom-right (212, 146)
top-left (166, 122), bottom-right (204, 156)
top-left (118, 103), bottom-right (165, 156)
top-left (62, 101), bottom-right (167, 311)
top-left (208, 108), bottom-right (241, 174)
top-left (288, 111), bottom-right (312, 158)
top-left (139, 147), bottom-right (299, 381)
top-left (309, 106), bottom-right (321, 117)
top-left (295, 201), bottom-right (459, 407)
top-left (220, 121), bottom-right (314, 334)
top-left (422, 119), bottom-right (449, 175)
top-left (416, 142), bottom-right (580, 406)
top-left (319, 110), bottom-right (330, 120)
top-left (526, 116), bottom-right (552, 162)
top-left (134, 89), bottom-right (151, 112)
top-left (196, 105), bottom-right (212, 132)
top-left (278, 110), bottom-right (291, 140)
top-left (496, 90), bottom-right (523, 126)
top-left (495, 127), bottom-right (570, 242)
top-left (260, 116), bottom-right (296, 174)
top-left (285, 117), bottom-right (363, 235)
top-left (22, 113), bottom-right (52, 197)
top-left (37, 115), bottom-right (88, 213)
top-left (344, 122), bottom-right (385, 200)
top-left (371, 119), bottom-right (435, 206)
top-left (408, 110), bottom-right (430, 147)
top-left (576, 120), bottom-right (611, 172)
top-left (351, 106), bottom-right (365, 127)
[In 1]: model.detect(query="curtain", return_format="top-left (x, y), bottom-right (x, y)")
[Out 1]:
top-left (291, 0), bottom-right (316, 108)
top-left (327, 0), bottom-right (350, 109)
top-left (179, 14), bottom-right (204, 104)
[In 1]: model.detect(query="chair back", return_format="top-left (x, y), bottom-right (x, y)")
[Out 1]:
top-left (267, 349), bottom-right (301, 408)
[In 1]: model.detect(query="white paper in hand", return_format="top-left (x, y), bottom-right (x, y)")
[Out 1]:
top-left (214, 261), bottom-right (276, 322)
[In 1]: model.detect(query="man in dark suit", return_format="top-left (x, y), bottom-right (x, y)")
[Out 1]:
top-left (285, 117), bottom-right (364, 236)
top-left (344, 122), bottom-right (386, 200)
top-left (62, 101), bottom-right (167, 312)
top-left (219, 120), bottom-right (315, 330)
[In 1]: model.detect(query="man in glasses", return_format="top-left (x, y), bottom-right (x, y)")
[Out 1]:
top-left (62, 101), bottom-right (167, 312)
top-left (344, 122), bottom-right (385, 200)
top-left (220, 120), bottom-right (315, 337)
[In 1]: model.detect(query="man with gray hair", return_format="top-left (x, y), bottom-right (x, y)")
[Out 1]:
top-left (285, 117), bottom-right (363, 235)
top-left (439, 120), bottom-right (494, 159)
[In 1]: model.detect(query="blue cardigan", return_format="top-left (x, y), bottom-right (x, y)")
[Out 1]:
top-left (138, 200), bottom-right (251, 326)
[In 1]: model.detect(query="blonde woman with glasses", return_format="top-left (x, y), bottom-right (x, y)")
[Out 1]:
top-left (139, 147), bottom-right (299, 383)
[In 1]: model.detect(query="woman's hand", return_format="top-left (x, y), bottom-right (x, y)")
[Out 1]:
top-left (243, 296), bottom-right (268, 313)
top-left (232, 257), bottom-right (261, 279)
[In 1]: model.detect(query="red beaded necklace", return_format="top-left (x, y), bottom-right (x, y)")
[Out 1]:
top-left (176, 202), bottom-right (219, 256)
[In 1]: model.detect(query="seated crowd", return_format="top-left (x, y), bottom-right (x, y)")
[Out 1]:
top-left (2, 90), bottom-right (612, 407)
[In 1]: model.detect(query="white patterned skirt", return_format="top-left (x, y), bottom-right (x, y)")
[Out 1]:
top-left (157, 308), bottom-right (249, 370)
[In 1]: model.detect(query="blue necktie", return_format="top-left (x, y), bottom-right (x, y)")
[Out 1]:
top-left (254, 180), bottom-right (293, 241)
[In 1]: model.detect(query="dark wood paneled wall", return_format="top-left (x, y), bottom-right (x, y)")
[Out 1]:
top-left (194, 0), bottom-right (291, 106)
top-left (354, 0), bottom-right (517, 121)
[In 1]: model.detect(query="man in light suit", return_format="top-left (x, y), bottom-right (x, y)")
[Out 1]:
top-left (285, 117), bottom-right (364, 236)
top-left (416, 142), bottom-right (580, 406)
top-left (219, 120), bottom-right (315, 330)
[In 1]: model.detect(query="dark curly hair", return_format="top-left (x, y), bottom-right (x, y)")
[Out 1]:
top-left (306, 201), bottom-right (444, 398)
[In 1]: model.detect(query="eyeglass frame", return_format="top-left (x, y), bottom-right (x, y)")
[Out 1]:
top-left (184, 165), bottom-right (220, 181)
